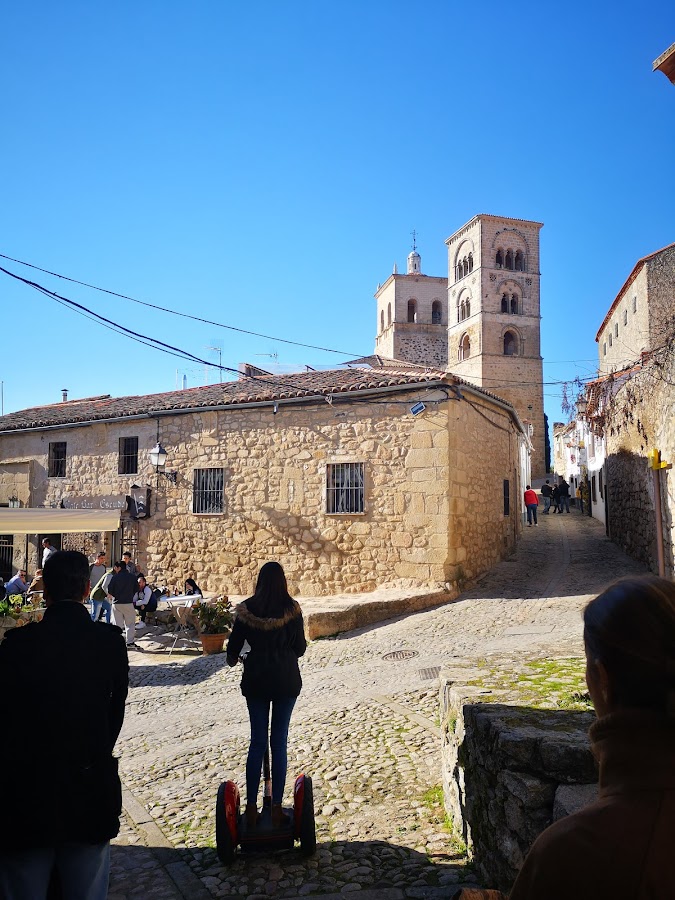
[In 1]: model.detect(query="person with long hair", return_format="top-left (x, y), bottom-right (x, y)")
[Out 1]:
top-left (226, 561), bottom-right (306, 828)
top-left (510, 575), bottom-right (675, 899)
top-left (184, 578), bottom-right (201, 596)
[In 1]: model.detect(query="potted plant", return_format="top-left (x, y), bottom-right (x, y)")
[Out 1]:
top-left (195, 597), bottom-right (234, 655)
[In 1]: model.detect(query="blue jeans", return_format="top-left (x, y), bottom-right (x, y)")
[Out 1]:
top-left (558, 495), bottom-right (570, 512)
top-left (91, 599), bottom-right (112, 623)
top-left (526, 503), bottom-right (538, 524)
top-left (543, 496), bottom-right (551, 513)
top-left (246, 696), bottom-right (296, 805)
top-left (0, 841), bottom-right (110, 900)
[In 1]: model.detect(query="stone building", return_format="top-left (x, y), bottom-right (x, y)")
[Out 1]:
top-left (0, 365), bottom-right (530, 596)
top-left (581, 243), bottom-right (675, 575)
top-left (596, 242), bottom-right (675, 375)
top-left (375, 215), bottom-right (546, 476)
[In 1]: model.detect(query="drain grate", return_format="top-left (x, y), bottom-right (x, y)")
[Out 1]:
top-left (382, 649), bottom-right (419, 661)
top-left (418, 666), bottom-right (441, 681)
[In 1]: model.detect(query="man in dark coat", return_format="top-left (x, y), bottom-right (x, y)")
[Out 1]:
top-left (0, 550), bottom-right (128, 900)
top-left (108, 559), bottom-right (140, 648)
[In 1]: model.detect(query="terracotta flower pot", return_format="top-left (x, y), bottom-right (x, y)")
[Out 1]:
top-left (199, 632), bottom-right (229, 655)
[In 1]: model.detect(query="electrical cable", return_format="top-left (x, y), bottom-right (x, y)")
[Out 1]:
top-left (0, 251), bottom-right (361, 357)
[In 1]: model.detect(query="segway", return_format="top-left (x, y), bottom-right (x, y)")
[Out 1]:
top-left (216, 744), bottom-right (316, 864)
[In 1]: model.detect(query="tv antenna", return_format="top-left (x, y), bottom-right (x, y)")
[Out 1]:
top-left (206, 346), bottom-right (223, 382)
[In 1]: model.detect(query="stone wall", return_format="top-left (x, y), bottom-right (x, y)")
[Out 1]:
top-left (441, 685), bottom-right (597, 893)
top-left (446, 391), bottom-right (521, 581)
top-left (604, 355), bottom-right (675, 576)
top-left (0, 389), bottom-right (524, 597)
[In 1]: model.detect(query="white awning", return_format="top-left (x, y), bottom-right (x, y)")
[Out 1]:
top-left (0, 509), bottom-right (122, 534)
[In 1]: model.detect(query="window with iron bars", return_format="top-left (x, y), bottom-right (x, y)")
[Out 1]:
top-left (326, 462), bottom-right (365, 514)
top-left (48, 442), bottom-right (67, 478)
top-left (118, 436), bottom-right (139, 475)
top-left (193, 468), bottom-right (225, 514)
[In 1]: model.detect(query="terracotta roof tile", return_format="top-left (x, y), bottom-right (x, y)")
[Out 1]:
top-left (0, 366), bottom-right (449, 433)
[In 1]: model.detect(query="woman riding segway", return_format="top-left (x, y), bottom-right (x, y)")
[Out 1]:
top-left (226, 561), bottom-right (307, 829)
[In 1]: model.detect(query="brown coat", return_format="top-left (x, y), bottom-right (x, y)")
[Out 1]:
top-left (509, 710), bottom-right (675, 899)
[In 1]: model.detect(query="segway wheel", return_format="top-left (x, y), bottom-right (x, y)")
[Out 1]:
top-left (299, 775), bottom-right (316, 856)
top-left (216, 780), bottom-right (240, 865)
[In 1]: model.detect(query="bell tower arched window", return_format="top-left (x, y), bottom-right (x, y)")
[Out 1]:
top-left (380, 310), bottom-right (384, 332)
top-left (503, 331), bottom-right (517, 356)
top-left (505, 250), bottom-right (513, 270)
top-left (387, 303), bottom-right (392, 326)
top-left (468, 252), bottom-right (473, 273)
top-left (511, 294), bottom-right (518, 314)
top-left (459, 333), bottom-right (471, 360)
top-left (407, 299), bottom-right (417, 323)
top-left (496, 249), bottom-right (503, 268)
top-left (515, 250), bottom-right (524, 271)
top-left (432, 300), bottom-right (442, 324)
top-left (501, 294), bottom-right (508, 313)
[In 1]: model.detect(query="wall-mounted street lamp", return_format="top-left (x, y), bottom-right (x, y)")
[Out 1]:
top-left (576, 395), bottom-right (588, 419)
top-left (149, 442), bottom-right (178, 483)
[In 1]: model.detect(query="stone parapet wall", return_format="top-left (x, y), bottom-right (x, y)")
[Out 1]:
top-left (440, 684), bottom-right (596, 892)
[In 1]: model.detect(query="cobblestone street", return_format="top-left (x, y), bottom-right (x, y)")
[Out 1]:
top-left (111, 512), bottom-right (646, 898)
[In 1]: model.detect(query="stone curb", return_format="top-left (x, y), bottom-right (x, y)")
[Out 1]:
top-left (121, 787), bottom-right (212, 900)
top-left (303, 588), bottom-right (457, 640)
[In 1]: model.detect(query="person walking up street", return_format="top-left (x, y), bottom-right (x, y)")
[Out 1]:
top-left (524, 485), bottom-right (539, 526)
top-left (557, 477), bottom-right (571, 513)
top-left (540, 479), bottom-right (552, 514)
top-left (108, 560), bottom-right (139, 648)
top-left (0, 550), bottom-right (128, 900)
top-left (551, 483), bottom-right (560, 513)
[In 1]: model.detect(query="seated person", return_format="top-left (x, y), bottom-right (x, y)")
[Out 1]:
top-left (27, 569), bottom-right (44, 596)
top-left (133, 575), bottom-right (157, 624)
top-left (509, 575), bottom-right (675, 899)
top-left (184, 578), bottom-right (202, 597)
top-left (5, 570), bottom-right (30, 597)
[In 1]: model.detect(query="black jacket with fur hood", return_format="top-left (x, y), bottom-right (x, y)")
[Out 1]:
top-left (226, 598), bottom-right (307, 699)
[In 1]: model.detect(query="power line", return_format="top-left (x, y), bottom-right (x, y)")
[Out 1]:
top-left (0, 250), bottom-right (362, 357)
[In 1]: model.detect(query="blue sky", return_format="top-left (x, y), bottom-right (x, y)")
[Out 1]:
top-left (1, 1), bottom-right (673, 434)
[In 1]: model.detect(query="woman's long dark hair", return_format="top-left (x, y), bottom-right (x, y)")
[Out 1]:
top-left (249, 561), bottom-right (294, 618)
top-left (185, 578), bottom-right (201, 595)
top-left (584, 575), bottom-right (675, 714)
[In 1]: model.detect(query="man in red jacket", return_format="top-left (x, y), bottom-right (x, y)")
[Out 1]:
top-left (524, 485), bottom-right (539, 526)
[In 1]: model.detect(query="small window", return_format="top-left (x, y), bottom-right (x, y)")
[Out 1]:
top-left (511, 293), bottom-right (518, 314)
top-left (515, 250), bottom-right (524, 271)
top-left (503, 331), bottom-right (517, 355)
top-left (608, 333), bottom-right (613, 347)
top-left (505, 250), bottom-right (513, 270)
top-left (495, 249), bottom-right (503, 268)
top-left (380, 310), bottom-right (384, 332)
top-left (599, 468), bottom-right (603, 498)
top-left (623, 309), bottom-right (627, 326)
top-left (603, 342), bottom-right (607, 356)
top-left (432, 300), bottom-right (442, 324)
top-left (614, 323), bottom-right (619, 337)
top-left (465, 299), bottom-right (470, 317)
top-left (193, 468), bottom-right (224, 514)
top-left (501, 294), bottom-right (508, 313)
top-left (632, 297), bottom-right (637, 313)
top-left (387, 303), bottom-right (392, 326)
top-left (468, 252), bottom-right (473, 273)
top-left (407, 299), bottom-right (417, 323)
top-left (459, 333), bottom-right (471, 360)
top-left (503, 479), bottom-right (510, 516)
top-left (118, 436), bottom-right (139, 475)
top-left (48, 442), bottom-right (67, 478)
top-left (326, 462), bottom-right (364, 514)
